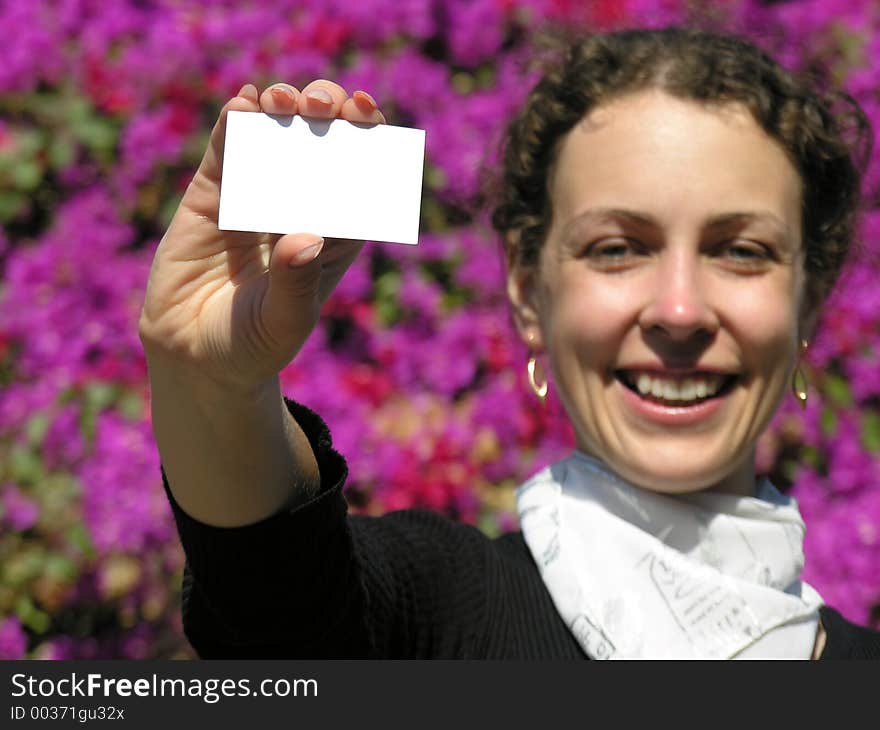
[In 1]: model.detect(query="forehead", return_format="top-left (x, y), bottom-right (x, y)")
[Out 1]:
top-left (549, 89), bottom-right (802, 235)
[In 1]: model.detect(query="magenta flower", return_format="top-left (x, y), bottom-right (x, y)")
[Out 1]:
top-left (1, 483), bottom-right (39, 531)
top-left (0, 617), bottom-right (28, 660)
top-left (0, 0), bottom-right (877, 659)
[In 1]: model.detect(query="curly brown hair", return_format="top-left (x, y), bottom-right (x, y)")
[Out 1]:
top-left (491, 26), bottom-right (873, 313)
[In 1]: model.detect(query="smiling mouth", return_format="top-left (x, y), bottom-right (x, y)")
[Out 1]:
top-left (614, 369), bottom-right (738, 407)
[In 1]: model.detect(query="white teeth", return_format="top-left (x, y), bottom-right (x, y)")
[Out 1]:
top-left (624, 372), bottom-right (727, 403)
top-left (680, 380), bottom-right (696, 400)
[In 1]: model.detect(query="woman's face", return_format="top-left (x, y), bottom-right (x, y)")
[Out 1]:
top-left (509, 89), bottom-right (807, 496)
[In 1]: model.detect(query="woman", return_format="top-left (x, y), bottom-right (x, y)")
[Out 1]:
top-left (140, 27), bottom-right (880, 658)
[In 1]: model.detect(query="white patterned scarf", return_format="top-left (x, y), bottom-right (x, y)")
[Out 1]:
top-left (516, 452), bottom-right (823, 659)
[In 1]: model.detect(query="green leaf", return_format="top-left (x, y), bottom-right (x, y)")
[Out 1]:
top-left (44, 553), bottom-right (78, 583)
top-left (85, 382), bottom-right (118, 411)
top-left (5, 547), bottom-right (45, 585)
top-left (80, 412), bottom-right (96, 443)
top-left (26, 413), bottom-right (50, 448)
top-left (66, 522), bottom-right (95, 559)
top-left (801, 446), bottom-right (821, 470)
top-left (442, 290), bottom-right (467, 311)
top-left (475, 64), bottom-right (495, 89)
top-left (8, 447), bottom-right (44, 484)
top-left (0, 191), bottom-right (28, 221)
top-left (452, 72), bottom-right (475, 95)
top-left (862, 412), bottom-right (880, 453)
top-left (117, 391), bottom-right (144, 421)
top-left (419, 196), bottom-right (448, 230)
top-left (47, 133), bottom-right (75, 170)
top-left (820, 408), bottom-right (837, 437)
top-left (10, 160), bottom-right (43, 191)
top-left (58, 386), bottom-right (78, 404)
top-left (66, 95), bottom-right (120, 161)
top-left (823, 374), bottom-right (852, 407)
top-left (423, 164), bottom-right (447, 191)
top-left (15, 595), bottom-right (51, 635)
top-left (477, 512), bottom-right (501, 539)
top-left (29, 611), bottom-right (51, 634)
top-left (782, 459), bottom-right (799, 482)
top-left (374, 270), bottom-right (401, 327)
top-left (76, 115), bottom-right (118, 155)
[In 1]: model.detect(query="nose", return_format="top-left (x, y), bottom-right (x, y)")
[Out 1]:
top-left (638, 248), bottom-right (720, 342)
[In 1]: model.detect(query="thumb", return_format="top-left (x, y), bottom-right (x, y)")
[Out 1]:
top-left (261, 232), bottom-right (325, 347)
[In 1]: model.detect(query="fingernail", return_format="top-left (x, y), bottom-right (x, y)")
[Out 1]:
top-left (237, 84), bottom-right (258, 101)
top-left (353, 90), bottom-right (377, 110)
top-left (305, 88), bottom-right (333, 106)
top-left (290, 239), bottom-right (324, 266)
top-left (271, 87), bottom-right (293, 104)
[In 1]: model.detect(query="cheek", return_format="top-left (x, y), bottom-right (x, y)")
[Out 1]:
top-left (720, 280), bottom-right (800, 374)
top-left (539, 271), bottom-right (634, 369)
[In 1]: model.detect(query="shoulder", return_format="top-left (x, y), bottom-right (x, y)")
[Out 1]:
top-left (350, 508), bottom-right (488, 547)
top-left (349, 510), bottom-right (534, 567)
top-left (819, 605), bottom-right (880, 660)
top-left (348, 509), bottom-right (513, 576)
top-left (346, 511), bottom-right (540, 604)
top-left (492, 529), bottom-right (538, 566)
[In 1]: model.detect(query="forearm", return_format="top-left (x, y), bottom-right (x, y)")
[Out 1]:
top-left (146, 353), bottom-right (320, 527)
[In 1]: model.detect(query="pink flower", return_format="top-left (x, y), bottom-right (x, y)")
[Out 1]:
top-left (0, 617), bottom-right (28, 659)
top-left (1, 483), bottom-right (39, 531)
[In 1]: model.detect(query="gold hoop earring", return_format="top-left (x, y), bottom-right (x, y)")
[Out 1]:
top-left (527, 355), bottom-right (548, 401)
top-left (792, 339), bottom-right (809, 410)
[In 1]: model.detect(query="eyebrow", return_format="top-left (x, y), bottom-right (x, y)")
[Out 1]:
top-left (560, 207), bottom-right (793, 241)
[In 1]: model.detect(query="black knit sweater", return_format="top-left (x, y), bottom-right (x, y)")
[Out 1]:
top-left (162, 399), bottom-right (880, 659)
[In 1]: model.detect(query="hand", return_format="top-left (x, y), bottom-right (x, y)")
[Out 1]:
top-left (138, 80), bottom-right (386, 392)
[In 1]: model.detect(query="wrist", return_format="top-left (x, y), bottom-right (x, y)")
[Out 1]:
top-left (143, 347), bottom-right (281, 408)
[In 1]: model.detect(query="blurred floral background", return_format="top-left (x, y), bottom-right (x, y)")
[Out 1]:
top-left (0, 0), bottom-right (878, 659)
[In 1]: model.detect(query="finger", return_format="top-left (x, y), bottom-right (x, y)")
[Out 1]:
top-left (314, 238), bottom-right (365, 304)
top-left (340, 91), bottom-right (386, 124)
top-left (194, 84), bottom-right (261, 187)
top-left (262, 233), bottom-right (326, 345)
top-left (299, 79), bottom-right (349, 119)
top-left (259, 82), bottom-right (300, 116)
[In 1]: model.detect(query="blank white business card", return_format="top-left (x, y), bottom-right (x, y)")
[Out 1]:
top-left (218, 111), bottom-right (426, 245)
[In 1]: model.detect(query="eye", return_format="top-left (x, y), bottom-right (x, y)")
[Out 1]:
top-left (717, 239), bottom-right (773, 269)
top-left (584, 237), bottom-right (646, 267)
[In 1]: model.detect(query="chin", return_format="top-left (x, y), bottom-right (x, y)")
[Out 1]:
top-left (590, 440), bottom-right (749, 496)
